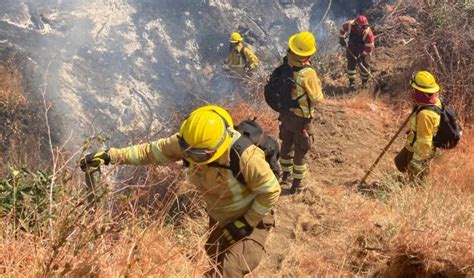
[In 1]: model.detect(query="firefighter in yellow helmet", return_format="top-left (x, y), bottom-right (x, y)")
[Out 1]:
top-left (278, 31), bottom-right (324, 194)
top-left (394, 71), bottom-right (441, 182)
top-left (80, 105), bottom-right (281, 277)
top-left (225, 32), bottom-right (259, 75)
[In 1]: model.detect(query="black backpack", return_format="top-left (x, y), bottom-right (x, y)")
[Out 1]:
top-left (264, 57), bottom-right (310, 113)
top-left (417, 103), bottom-right (462, 149)
top-left (208, 119), bottom-right (281, 184)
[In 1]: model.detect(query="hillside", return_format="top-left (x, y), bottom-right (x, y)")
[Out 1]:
top-left (1, 0), bottom-right (473, 277)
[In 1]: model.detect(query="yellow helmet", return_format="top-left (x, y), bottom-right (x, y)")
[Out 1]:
top-left (410, 71), bottom-right (440, 94)
top-left (229, 32), bottom-right (243, 43)
top-left (179, 105), bottom-right (233, 165)
top-left (288, 31), bottom-right (317, 57)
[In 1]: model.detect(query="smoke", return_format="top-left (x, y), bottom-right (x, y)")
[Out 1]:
top-left (0, 0), bottom-right (375, 148)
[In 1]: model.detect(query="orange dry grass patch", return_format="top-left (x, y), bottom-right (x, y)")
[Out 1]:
top-left (379, 183), bottom-right (474, 277)
top-left (96, 223), bottom-right (209, 277)
top-left (431, 128), bottom-right (474, 192)
top-left (0, 219), bottom-right (210, 277)
top-left (225, 101), bottom-right (280, 135)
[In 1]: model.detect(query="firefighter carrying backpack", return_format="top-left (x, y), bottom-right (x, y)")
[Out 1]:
top-left (207, 118), bottom-right (281, 184)
top-left (264, 57), bottom-right (310, 113)
top-left (417, 102), bottom-right (462, 149)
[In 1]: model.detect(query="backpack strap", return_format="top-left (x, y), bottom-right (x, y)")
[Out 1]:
top-left (410, 104), bottom-right (442, 146)
top-left (204, 135), bottom-right (253, 185)
top-left (417, 104), bottom-right (442, 115)
top-left (229, 136), bottom-right (253, 185)
top-left (291, 65), bottom-right (314, 118)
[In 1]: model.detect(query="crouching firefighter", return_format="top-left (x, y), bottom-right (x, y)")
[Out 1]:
top-left (264, 31), bottom-right (324, 194)
top-left (339, 15), bottom-right (375, 89)
top-left (80, 105), bottom-right (280, 277)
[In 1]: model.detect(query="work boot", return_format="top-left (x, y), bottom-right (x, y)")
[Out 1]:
top-left (289, 179), bottom-right (305, 194)
top-left (349, 80), bottom-right (357, 90)
top-left (361, 79), bottom-right (368, 89)
top-left (281, 172), bottom-right (292, 185)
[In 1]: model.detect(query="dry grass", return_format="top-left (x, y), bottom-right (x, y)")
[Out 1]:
top-left (257, 128), bottom-right (473, 277)
top-left (0, 161), bottom-right (211, 277)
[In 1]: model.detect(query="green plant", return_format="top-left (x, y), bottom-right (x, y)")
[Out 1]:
top-left (0, 168), bottom-right (55, 232)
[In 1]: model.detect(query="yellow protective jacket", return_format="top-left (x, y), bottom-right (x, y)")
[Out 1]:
top-left (405, 98), bottom-right (441, 161)
top-left (109, 131), bottom-right (280, 228)
top-left (225, 42), bottom-right (259, 74)
top-left (287, 52), bottom-right (324, 118)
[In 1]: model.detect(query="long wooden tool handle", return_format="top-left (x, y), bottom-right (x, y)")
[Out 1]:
top-left (359, 112), bottom-right (414, 185)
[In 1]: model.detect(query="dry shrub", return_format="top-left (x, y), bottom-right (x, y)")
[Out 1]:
top-left (374, 0), bottom-right (474, 122)
top-left (0, 149), bottom-right (210, 277)
top-left (0, 53), bottom-right (48, 172)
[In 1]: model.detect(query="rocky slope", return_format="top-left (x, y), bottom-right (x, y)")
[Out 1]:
top-left (0, 0), bottom-right (375, 148)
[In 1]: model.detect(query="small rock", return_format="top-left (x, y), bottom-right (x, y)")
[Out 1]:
top-left (334, 157), bottom-right (344, 164)
top-left (399, 16), bottom-right (417, 26)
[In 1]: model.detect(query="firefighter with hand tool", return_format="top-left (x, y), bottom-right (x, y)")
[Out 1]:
top-left (394, 71), bottom-right (442, 183)
top-left (339, 15), bottom-right (375, 90)
top-left (225, 32), bottom-right (259, 75)
top-left (80, 105), bottom-right (280, 278)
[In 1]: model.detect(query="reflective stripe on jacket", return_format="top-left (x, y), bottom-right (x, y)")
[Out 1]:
top-left (405, 98), bottom-right (441, 160)
top-left (287, 52), bottom-right (324, 118)
top-left (109, 131), bottom-right (280, 227)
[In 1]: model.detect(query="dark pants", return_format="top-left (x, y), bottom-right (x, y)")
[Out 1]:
top-left (346, 49), bottom-right (371, 83)
top-left (279, 112), bottom-right (312, 181)
top-left (204, 213), bottom-right (274, 278)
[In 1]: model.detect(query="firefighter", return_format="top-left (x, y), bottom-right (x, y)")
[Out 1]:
top-left (339, 15), bottom-right (375, 89)
top-left (225, 32), bottom-right (259, 75)
top-left (80, 105), bottom-right (280, 277)
top-left (394, 71), bottom-right (441, 182)
top-left (279, 31), bottom-right (324, 194)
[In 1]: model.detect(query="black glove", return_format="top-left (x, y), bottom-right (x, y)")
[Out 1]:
top-left (222, 217), bottom-right (253, 244)
top-left (339, 37), bottom-right (347, 47)
top-left (80, 150), bottom-right (111, 172)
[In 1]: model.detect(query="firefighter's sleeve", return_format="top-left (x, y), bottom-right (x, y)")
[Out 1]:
top-left (339, 21), bottom-right (350, 38)
top-left (412, 111), bottom-right (438, 161)
top-left (303, 70), bottom-right (324, 104)
top-left (362, 29), bottom-right (375, 55)
top-left (109, 133), bottom-right (184, 165)
top-left (244, 47), bottom-right (259, 69)
top-left (240, 146), bottom-right (281, 227)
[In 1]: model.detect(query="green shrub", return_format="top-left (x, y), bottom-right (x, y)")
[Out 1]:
top-left (0, 168), bottom-right (55, 232)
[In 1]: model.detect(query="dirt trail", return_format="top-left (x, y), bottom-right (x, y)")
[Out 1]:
top-left (254, 94), bottom-right (408, 276)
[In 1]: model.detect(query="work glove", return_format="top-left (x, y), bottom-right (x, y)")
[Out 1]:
top-left (80, 150), bottom-right (111, 172)
top-left (407, 159), bottom-right (425, 178)
top-left (339, 37), bottom-right (347, 48)
top-left (222, 217), bottom-right (253, 244)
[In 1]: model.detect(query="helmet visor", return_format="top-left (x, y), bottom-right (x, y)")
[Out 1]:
top-left (178, 136), bottom-right (217, 163)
